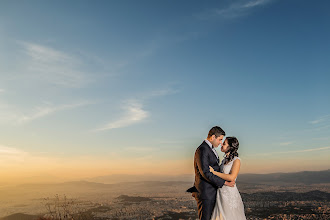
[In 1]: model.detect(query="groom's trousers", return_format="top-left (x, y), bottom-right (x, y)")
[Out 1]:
top-left (195, 197), bottom-right (216, 220)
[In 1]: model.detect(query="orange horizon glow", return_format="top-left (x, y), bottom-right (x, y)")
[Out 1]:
top-left (1, 152), bottom-right (329, 185)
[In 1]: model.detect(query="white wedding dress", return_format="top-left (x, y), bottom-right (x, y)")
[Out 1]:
top-left (210, 157), bottom-right (246, 220)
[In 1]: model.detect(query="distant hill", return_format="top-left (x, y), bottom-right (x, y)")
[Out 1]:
top-left (18, 180), bottom-right (112, 189)
top-left (85, 174), bottom-right (194, 184)
top-left (85, 170), bottom-right (330, 185)
top-left (13, 169), bottom-right (330, 191)
top-left (0, 213), bottom-right (39, 220)
top-left (238, 169), bottom-right (330, 185)
top-left (14, 181), bottom-right (190, 192)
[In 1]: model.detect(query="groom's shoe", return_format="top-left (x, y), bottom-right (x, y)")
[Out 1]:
top-left (186, 186), bottom-right (197, 193)
top-left (186, 186), bottom-right (198, 198)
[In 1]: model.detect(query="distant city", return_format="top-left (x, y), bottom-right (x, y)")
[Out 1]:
top-left (0, 170), bottom-right (329, 220)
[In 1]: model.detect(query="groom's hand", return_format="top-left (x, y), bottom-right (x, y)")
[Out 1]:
top-left (224, 181), bottom-right (235, 187)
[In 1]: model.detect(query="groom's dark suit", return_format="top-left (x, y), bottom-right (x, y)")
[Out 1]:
top-left (188, 141), bottom-right (225, 220)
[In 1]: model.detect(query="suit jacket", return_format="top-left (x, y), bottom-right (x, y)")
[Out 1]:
top-left (188, 141), bottom-right (225, 200)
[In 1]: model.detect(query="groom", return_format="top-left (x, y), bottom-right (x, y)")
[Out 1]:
top-left (187, 126), bottom-right (235, 220)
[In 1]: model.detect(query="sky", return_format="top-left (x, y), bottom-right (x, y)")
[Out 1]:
top-left (0, 0), bottom-right (329, 184)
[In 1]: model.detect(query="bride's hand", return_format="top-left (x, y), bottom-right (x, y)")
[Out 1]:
top-left (209, 166), bottom-right (215, 173)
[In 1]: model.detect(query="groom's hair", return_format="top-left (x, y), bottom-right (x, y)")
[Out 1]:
top-left (207, 126), bottom-right (226, 138)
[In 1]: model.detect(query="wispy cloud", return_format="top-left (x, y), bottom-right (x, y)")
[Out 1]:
top-left (144, 87), bottom-right (179, 99)
top-left (243, 0), bottom-right (270, 8)
top-left (279, 114), bottom-right (330, 140)
top-left (312, 137), bottom-right (330, 141)
top-left (15, 101), bottom-right (92, 124)
top-left (93, 87), bottom-right (177, 132)
top-left (309, 114), bottom-right (330, 124)
top-left (257, 146), bottom-right (330, 156)
top-left (93, 99), bottom-right (148, 131)
top-left (304, 114), bottom-right (330, 133)
top-left (0, 144), bottom-right (28, 163)
top-left (125, 146), bottom-right (155, 152)
top-left (279, 141), bottom-right (293, 146)
top-left (0, 145), bottom-right (25, 155)
top-left (19, 42), bottom-right (89, 88)
top-left (158, 140), bottom-right (184, 145)
top-left (0, 100), bottom-right (92, 125)
top-left (199, 0), bottom-right (273, 20)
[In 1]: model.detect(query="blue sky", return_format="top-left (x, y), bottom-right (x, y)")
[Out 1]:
top-left (0, 0), bottom-right (329, 182)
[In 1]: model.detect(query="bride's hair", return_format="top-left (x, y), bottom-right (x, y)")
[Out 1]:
top-left (224, 137), bottom-right (239, 165)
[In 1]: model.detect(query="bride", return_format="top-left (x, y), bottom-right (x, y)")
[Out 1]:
top-left (209, 137), bottom-right (246, 220)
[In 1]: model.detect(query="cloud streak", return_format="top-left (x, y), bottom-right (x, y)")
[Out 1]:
top-left (279, 141), bottom-right (293, 146)
top-left (243, 0), bottom-right (270, 8)
top-left (0, 144), bottom-right (29, 163)
top-left (257, 146), bottom-right (330, 156)
top-left (19, 42), bottom-right (89, 88)
top-left (16, 101), bottom-right (92, 124)
top-left (93, 87), bottom-right (177, 132)
top-left (93, 100), bottom-right (148, 131)
top-left (309, 114), bottom-right (330, 124)
top-left (0, 100), bottom-right (92, 125)
top-left (143, 87), bottom-right (179, 99)
top-left (199, 0), bottom-right (273, 20)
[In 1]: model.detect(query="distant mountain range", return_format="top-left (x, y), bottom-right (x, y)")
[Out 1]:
top-left (11, 169), bottom-right (330, 190)
top-left (16, 180), bottom-right (191, 190)
top-left (84, 169), bottom-right (330, 185)
top-left (238, 169), bottom-right (330, 185)
top-left (84, 173), bottom-right (195, 184)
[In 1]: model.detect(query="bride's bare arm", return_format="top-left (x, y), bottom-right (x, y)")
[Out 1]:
top-left (209, 159), bottom-right (241, 182)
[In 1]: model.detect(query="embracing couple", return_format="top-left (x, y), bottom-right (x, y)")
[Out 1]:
top-left (187, 126), bottom-right (246, 220)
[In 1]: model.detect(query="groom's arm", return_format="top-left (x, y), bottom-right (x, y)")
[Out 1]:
top-left (195, 147), bottom-right (225, 188)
